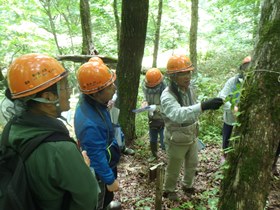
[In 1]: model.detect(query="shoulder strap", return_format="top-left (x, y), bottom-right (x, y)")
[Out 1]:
top-left (1, 117), bottom-right (17, 153)
top-left (20, 132), bottom-right (77, 161)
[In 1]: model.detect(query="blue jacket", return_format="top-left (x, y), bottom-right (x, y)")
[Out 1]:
top-left (74, 95), bottom-right (120, 185)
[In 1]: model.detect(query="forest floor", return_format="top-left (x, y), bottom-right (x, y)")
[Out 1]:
top-left (114, 135), bottom-right (280, 210)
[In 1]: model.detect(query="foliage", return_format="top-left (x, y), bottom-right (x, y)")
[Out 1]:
top-left (0, 1), bottom-right (277, 208)
top-left (194, 46), bottom-right (252, 144)
top-left (135, 76), bottom-right (149, 138)
top-left (0, 0), bottom-right (256, 149)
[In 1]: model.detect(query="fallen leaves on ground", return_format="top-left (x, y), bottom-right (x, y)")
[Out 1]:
top-left (114, 142), bottom-right (280, 210)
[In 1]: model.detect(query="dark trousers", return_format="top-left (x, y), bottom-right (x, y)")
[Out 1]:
top-left (222, 123), bottom-right (233, 150)
top-left (149, 127), bottom-right (165, 150)
top-left (276, 142), bottom-right (280, 157)
top-left (97, 168), bottom-right (117, 210)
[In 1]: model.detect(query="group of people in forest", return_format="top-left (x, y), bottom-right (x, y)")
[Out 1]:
top-left (0, 52), bottom-right (279, 210)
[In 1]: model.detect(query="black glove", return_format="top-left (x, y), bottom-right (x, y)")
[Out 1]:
top-left (201, 97), bottom-right (223, 111)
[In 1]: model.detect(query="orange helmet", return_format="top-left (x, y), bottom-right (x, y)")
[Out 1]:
top-left (242, 56), bottom-right (251, 64)
top-left (77, 62), bottom-right (116, 94)
top-left (7, 53), bottom-right (68, 99)
top-left (166, 54), bottom-right (194, 74)
top-left (145, 68), bottom-right (163, 87)
top-left (88, 56), bottom-right (104, 65)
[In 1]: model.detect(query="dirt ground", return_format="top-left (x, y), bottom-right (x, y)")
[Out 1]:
top-left (114, 141), bottom-right (280, 210)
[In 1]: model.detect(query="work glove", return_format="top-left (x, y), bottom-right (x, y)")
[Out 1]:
top-left (148, 105), bottom-right (157, 116)
top-left (201, 97), bottom-right (223, 111)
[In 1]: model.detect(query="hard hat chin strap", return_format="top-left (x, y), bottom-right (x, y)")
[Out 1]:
top-left (31, 98), bottom-right (59, 104)
top-left (31, 81), bottom-right (62, 116)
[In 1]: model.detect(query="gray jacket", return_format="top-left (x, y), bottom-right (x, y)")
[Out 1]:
top-left (218, 75), bottom-right (243, 126)
top-left (160, 85), bottom-right (201, 145)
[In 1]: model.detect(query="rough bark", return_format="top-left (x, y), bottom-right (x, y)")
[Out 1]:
top-left (152, 0), bottom-right (163, 68)
top-left (189, 0), bottom-right (198, 70)
top-left (218, 1), bottom-right (280, 209)
top-left (117, 0), bottom-right (149, 142)
top-left (80, 0), bottom-right (95, 55)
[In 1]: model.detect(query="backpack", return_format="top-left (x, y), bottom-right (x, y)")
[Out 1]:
top-left (0, 118), bottom-right (75, 210)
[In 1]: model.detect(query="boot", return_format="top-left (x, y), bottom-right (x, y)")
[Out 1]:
top-left (163, 191), bottom-right (179, 201)
top-left (107, 201), bottom-right (122, 210)
top-left (148, 142), bottom-right (157, 163)
top-left (122, 146), bottom-right (135, 156)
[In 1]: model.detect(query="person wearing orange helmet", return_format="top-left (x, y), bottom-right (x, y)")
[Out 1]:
top-left (88, 56), bottom-right (105, 65)
top-left (218, 56), bottom-right (251, 162)
top-left (160, 54), bottom-right (223, 201)
top-left (74, 61), bottom-right (121, 210)
top-left (141, 68), bottom-right (167, 162)
top-left (2, 53), bottom-right (99, 209)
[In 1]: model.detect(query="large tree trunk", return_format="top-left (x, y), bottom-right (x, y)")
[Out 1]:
top-left (218, 1), bottom-right (280, 209)
top-left (152, 0), bottom-right (163, 68)
top-left (80, 0), bottom-right (95, 55)
top-left (117, 0), bottom-right (149, 142)
top-left (189, 0), bottom-right (198, 70)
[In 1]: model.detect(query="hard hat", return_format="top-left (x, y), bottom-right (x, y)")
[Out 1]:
top-left (145, 68), bottom-right (163, 87)
top-left (88, 56), bottom-right (104, 65)
top-left (166, 54), bottom-right (194, 74)
top-left (242, 56), bottom-right (251, 64)
top-left (7, 53), bottom-right (68, 99)
top-left (77, 62), bottom-right (116, 94)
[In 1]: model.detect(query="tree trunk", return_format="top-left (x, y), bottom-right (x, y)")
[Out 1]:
top-left (113, 0), bottom-right (121, 53)
top-left (189, 0), bottom-right (198, 70)
top-left (80, 0), bottom-right (95, 55)
top-left (117, 0), bottom-right (149, 142)
top-left (218, 1), bottom-right (280, 209)
top-left (152, 0), bottom-right (163, 68)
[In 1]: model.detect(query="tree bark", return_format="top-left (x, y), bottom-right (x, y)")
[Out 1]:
top-left (80, 0), bottom-right (95, 55)
top-left (218, 1), bottom-right (280, 209)
top-left (152, 0), bottom-right (163, 68)
top-left (117, 0), bottom-right (149, 142)
top-left (189, 0), bottom-right (198, 70)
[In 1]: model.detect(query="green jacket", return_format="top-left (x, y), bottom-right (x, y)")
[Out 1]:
top-left (7, 111), bottom-right (99, 210)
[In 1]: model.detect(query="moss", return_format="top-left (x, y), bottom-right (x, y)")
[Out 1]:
top-left (259, 19), bottom-right (280, 46)
top-left (238, 146), bottom-right (262, 182)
